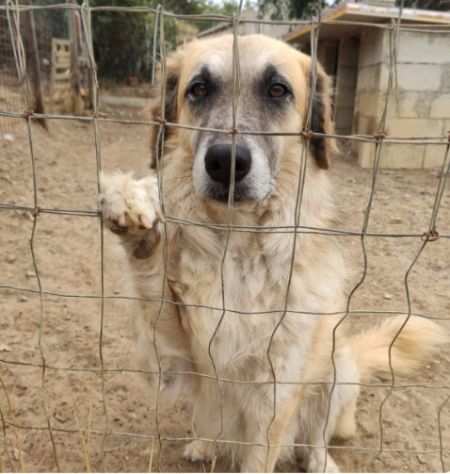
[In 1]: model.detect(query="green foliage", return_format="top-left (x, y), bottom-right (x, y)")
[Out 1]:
top-left (90, 0), bottom-right (157, 80)
top-left (34, 1), bottom-right (252, 82)
top-left (88, 0), bottom-right (240, 81)
top-left (32, 0), bottom-right (70, 38)
top-left (398, 0), bottom-right (449, 9)
top-left (258, 0), bottom-right (328, 20)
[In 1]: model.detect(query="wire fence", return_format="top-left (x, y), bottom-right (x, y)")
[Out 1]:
top-left (0, 0), bottom-right (450, 472)
top-left (0, 2), bottom-right (27, 134)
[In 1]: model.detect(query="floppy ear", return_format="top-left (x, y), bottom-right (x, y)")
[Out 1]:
top-left (308, 61), bottom-right (336, 170)
top-left (149, 50), bottom-right (183, 169)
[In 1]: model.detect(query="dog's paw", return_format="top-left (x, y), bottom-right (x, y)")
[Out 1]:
top-left (183, 440), bottom-right (213, 463)
top-left (99, 171), bottom-right (161, 236)
top-left (308, 453), bottom-right (340, 473)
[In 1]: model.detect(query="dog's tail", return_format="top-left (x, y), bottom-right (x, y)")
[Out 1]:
top-left (349, 317), bottom-right (448, 381)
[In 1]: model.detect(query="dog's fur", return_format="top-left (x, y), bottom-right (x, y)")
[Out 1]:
top-left (99, 35), bottom-right (447, 472)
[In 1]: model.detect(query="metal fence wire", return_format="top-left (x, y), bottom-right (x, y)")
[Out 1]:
top-left (0, 0), bottom-right (450, 472)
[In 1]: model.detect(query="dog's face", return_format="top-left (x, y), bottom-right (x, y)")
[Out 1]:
top-left (150, 35), bottom-right (333, 205)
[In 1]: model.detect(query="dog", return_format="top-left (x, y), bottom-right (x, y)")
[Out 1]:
top-left (99, 34), bottom-right (447, 472)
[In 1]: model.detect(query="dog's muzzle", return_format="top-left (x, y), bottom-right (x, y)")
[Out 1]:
top-left (204, 143), bottom-right (252, 202)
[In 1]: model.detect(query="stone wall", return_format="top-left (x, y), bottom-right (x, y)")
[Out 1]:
top-left (354, 28), bottom-right (450, 168)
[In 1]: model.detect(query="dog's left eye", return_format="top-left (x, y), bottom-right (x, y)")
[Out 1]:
top-left (188, 81), bottom-right (208, 99)
top-left (268, 83), bottom-right (289, 98)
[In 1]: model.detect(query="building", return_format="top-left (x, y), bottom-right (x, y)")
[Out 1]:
top-left (285, 0), bottom-right (450, 168)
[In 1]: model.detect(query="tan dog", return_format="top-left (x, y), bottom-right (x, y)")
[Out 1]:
top-left (99, 35), bottom-right (447, 472)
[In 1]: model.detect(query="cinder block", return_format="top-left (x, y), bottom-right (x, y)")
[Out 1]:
top-left (397, 64), bottom-right (441, 92)
top-left (337, 107), bottom-right (354, 118)
top-left (397, 31), bottom-right (450, 65)
top-left (358, 30), bottom-right (386, 68)
top-left (430, 94), bottom-right (450, 118)
top-left (338, 38), bottom-right (359, 67)
top-left (358, 118), bottom-right (444, 168)
top-left (423, 143), bottom-right (448, 168)
top-left (335, 89), bottom-right (357, 107)
top-left (354, 114), bottom-right (377, 135)
top-left (357, 64), bottom-right (388, 92)
top-left (357, 141), bottom-right (376, 168)
top-left (335, 109), bottom-right (354, 133)
top-left (441, 65), bottom-right (450, 93)
top-left (444, 119), bottom-right (450, 135)
top-left (379, 143), bottom-right (425, 168)
top-left (395, 92), bottom-right (433, 119)
top-left (358, 142), bottom-right (425, 169)
top-left (337, 66), bottom-right (357, 87)
top-left (355, 93), bottom-right (384, 121)
top-left (387, 118), bottom-right (442, 139)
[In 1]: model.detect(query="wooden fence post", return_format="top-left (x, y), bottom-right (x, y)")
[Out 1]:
top-left (68, 0), bottom-right (83, 113)
top-left (23, 9), bottom-right (46, 127)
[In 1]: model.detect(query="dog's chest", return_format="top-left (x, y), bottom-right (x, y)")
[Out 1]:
top-left (167, 232), bottom-right (307, 370)
top-left (165, 228), bottom-right (341, 379)
top-left (169, 232), bottom-right (288, 314)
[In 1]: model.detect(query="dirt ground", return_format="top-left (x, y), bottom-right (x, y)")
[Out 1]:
top-left (1, 103), bottom-right (450, 473)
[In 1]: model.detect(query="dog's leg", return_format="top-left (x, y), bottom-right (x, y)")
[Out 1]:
top-left (239, 385), bottom-right (301, 473)
top-left (305, 391), bottom-right (340, 474)
top-left (307, 388), bottom-right (360, 472)
top-left (304, 354), bottom-right (360, 473)
top-left (99, 170), bottom-right (190, 384)
top-left (184, 400), bottom-right (215, 464)
top-left (99, 171), bottom-right (162, 257)
top-left (183, 439), bottom-right (214, 463)
top-left (334, 397), bottom-right (357, 440)
top-left (183, 381), bottom-right (220, 465)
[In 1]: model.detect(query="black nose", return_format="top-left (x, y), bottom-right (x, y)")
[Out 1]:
top-left (205, 144), bottom-right (252, 186)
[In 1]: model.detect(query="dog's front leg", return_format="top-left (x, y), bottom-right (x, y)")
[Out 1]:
top-left (184, 380), bottom-right (222, 465)
top-left (239, 385), bottom-right (302, 473)
top-left (98, 170), bottom-right (187, 379)
top-left (99, 171), bottom-right (162, 260)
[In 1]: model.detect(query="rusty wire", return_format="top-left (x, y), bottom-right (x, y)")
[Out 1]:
top-left (1, 0), bottom-right (450, 472)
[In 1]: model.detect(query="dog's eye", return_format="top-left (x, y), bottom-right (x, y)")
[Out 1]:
top-left (188, 82), bottom-right (208, 98)
top-left (268, 83), bottom-right (289, 99)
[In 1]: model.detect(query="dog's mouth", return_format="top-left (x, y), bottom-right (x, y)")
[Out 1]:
top-left (204, 182), bottom-right (253, 203)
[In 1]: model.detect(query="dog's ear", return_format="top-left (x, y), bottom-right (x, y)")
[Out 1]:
top-left (149, 50), bottom-right (183, 169)
top-left (307, 61), bottom-right (336, 170)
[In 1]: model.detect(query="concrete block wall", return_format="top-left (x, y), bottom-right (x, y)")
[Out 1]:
top-left (354, 29), bottom-right (450, 168)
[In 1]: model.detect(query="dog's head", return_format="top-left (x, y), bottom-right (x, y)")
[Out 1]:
top-left (150, 34), bottom-right (334, 205)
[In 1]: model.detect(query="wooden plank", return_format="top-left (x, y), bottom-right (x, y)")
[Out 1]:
top-left (55, 60), bottom-right (71, 69)
top-left (52, 87), bottom-right (71, 97)
top-left (50, 38), bottom-right (74, 111)
top-left (54, 65), bottom-right (70, 73)
top-left (55, 49), bottom-right (71, 57)
top-left (51, 83), bottom-right (71, 96)
top-left (55, 63), bottom-right (71, 72)
top-left (55, 53), bottom-right (71, 63)
top-left (53, 80), bottom-right (70, 87)
top-left (54, 70), bottom-right (71, 81)
top-left (52, 81), bottom-right (71, 90)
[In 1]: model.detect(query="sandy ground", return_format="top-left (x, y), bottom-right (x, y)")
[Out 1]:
top-left (1, 105), bottom-right (450, 473)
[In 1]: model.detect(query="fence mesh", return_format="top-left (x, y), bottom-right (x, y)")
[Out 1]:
top-left (1, 0), bottom-right (450, 472)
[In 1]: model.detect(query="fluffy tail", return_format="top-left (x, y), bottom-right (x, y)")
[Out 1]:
top-left (350, 316), bottom-right (448, 381)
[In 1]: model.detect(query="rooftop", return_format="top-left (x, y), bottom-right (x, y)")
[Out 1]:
top-left (284, 1), bottom-right (450, 43)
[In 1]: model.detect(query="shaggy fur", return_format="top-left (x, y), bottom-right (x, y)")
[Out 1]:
top-left (99, 35), bottom-right (447, 472)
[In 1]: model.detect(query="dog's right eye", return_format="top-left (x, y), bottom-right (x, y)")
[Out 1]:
top-left (188, 81), bottom-right (208, 99)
